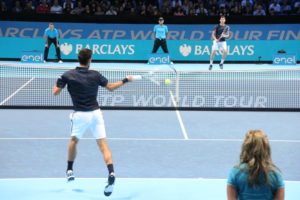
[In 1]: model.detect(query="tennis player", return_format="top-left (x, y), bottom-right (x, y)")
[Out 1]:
top-left (44, 23), bottom-right (63, 63)
top-left (227, 130), bottom-right (285, 200)
top-left (209, 16), bottom-right (230, 70)
top-left (152, 17), bottom-right (169, 54)
top-left (53, 48), bottom-right (133, 196)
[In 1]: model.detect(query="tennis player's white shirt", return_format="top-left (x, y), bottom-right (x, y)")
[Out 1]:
top-left (70, 109), bottom-right (106, 139)
top-left (212, 40), bottom-right (227, 51)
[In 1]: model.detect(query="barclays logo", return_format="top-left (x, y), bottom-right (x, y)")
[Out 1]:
top-left (60, 43), bottom-right (73, 55)
top-left (179, 44), bottom-right (192, 57)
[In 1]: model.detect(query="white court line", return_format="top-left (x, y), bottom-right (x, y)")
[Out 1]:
top-left (169, 91), bottom-right (189, 140)
top-left (1, 137), bottom-right (299, 143)
top-left (0, 77), bottom-right (35, 105)
top-left (0, 177), bottom-right (299, 183)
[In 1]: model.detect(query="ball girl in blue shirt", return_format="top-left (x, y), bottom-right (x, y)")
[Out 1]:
top-left (227, 130), bottom-right (285, 200)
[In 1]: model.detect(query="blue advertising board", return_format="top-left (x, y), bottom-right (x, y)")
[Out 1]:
top-left (0, 21), bottom-right (299, 40)
top-left (0, 37), bottom-right (299, 61)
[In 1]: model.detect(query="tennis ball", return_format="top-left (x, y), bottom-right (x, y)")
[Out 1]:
top-left (165, 79), bottom-right (171, 85)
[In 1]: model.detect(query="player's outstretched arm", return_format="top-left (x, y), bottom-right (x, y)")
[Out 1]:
top-left (106, 76), bottom-right (133, 92)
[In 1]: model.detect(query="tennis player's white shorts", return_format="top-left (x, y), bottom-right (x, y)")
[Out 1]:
top-left (70, 109), bottom-right (106, 139)
top-left (212, 41), bottom-right (227, 51)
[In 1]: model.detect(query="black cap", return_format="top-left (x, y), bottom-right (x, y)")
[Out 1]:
top-left (159, 17), bottom-right (164, 20)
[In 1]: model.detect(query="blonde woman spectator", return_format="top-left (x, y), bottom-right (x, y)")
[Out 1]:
top-left (227, 130), bottom-right (285, 200)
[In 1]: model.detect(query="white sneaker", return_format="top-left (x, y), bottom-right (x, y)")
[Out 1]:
top-left (170, 61), bottom-right (174, 65)
top-left (44, 60), bottom-right (46, 63)
top-left (66, 170), bottom-right (75, 182)
top-left (104, 173), bottom-right (115, 196)
top-left (58, 60), bottom-right (63, 64)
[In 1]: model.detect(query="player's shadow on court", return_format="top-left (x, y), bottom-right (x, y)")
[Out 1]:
top-left (72, 188), bottom-right (84, 192)
top-left (86, 193), bottom-right (137, 200)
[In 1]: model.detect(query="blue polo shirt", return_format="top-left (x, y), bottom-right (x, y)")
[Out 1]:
top-left (154, 25), bottom-right (168, 39)
top-left (44, 28), bottom-right (59, 39)
top-left (56, 67), bottom-right (108, 111)
top-left (227, 164), bottom-right (284, 200)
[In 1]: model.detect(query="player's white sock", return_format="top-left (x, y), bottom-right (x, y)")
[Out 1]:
top-left (210, 60), bottom-right (213, 65)
top-left (221, 59), bottom-right (225, 64)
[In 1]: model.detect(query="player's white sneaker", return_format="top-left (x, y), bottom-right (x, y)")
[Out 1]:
top-left (66, 170), bottom-right (75, 182)
top-left (104, 173), bottom-right (115, 196)
top-left (58, 60), bottom-right (63, 64)
top-left (43, 60), bottom-right (46, 63)
top-left (170, 61), bottom-right (174, 65)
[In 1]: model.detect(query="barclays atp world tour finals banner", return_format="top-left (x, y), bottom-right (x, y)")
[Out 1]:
top-left (1, 21), bottom-right (300, 40)
top-left (0, 21), bottom-right (299, 61)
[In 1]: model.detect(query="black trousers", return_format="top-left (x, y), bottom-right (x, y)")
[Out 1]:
top-left (152, 38), bottom-right (169, 53)
top-left (44, 37), bottom-right (61, 61)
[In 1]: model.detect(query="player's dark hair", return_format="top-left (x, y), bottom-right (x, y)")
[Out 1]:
top-left (78, 48), bottom-right (92, 65)
top-left (220, 15), bottom-right (226, 19)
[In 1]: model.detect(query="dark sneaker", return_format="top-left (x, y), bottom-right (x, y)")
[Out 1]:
top-left (66, 170), bottom-right (75, 182)
top-left (209, 64), bottom-right (213, 70)
top-left (104, 173), bottom-right (115, 196)
top-left (219, 63), bottom-right (223, 69)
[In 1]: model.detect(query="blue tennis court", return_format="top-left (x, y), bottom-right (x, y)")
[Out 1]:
top-left (0, 62), bottom-right (300, 200)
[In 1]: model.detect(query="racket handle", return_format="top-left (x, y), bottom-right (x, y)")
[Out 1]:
top-left (132, 75), bottom-right (142, 80)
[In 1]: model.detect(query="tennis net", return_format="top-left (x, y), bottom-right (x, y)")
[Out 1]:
top-left (1, 63), bottom-right (300, 110)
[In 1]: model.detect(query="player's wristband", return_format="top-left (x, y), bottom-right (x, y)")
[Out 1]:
top-left (122, 78), bottom-right (129, 84)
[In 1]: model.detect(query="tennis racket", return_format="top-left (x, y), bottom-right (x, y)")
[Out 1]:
top-left (218, 25), bottom-right (230, 41)
top-left (132, 68), bottom-right (161, 86)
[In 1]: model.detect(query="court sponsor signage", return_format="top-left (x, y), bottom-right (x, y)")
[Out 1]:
top-left (148, 54), bottom-right (171, 65)
top-left (1, 38), bottom-right (300, 61)
top-left (21, 50), bottom-right (43, 63)
top-left (273, 53), bottom-right (297, 65)
top-left (96, 94), bottom-right (268, 108)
